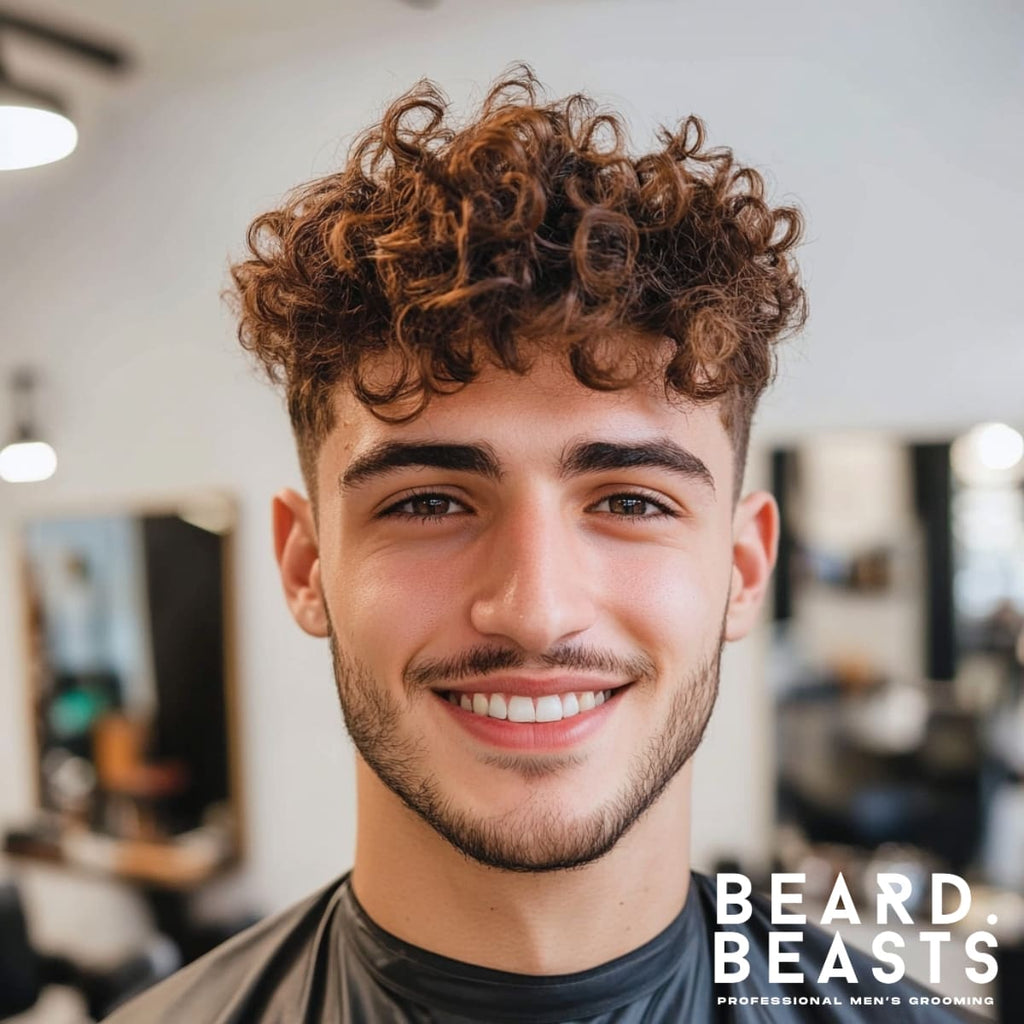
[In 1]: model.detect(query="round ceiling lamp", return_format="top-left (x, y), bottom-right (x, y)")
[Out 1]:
top-left (952, 421), bottom-right (1024, 486)
top-left (0, 72), bottom-right (78, 170)
top-left (0, 8), bottom-right (129, 171)
top-left (0, 369), bottom-right (58, 484)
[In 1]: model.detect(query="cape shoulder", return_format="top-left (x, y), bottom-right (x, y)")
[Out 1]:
top-left (104, 874), bottom-right (349, 1024)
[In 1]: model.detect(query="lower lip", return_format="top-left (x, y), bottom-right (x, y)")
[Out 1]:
top-left (434, 690), bottom-right (625, 751)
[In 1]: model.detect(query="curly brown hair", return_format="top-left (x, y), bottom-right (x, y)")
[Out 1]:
top-left (230, 66), bottom-right (806, 492)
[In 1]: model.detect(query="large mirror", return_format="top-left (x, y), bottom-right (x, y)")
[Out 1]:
top-left (8, 495), bottom-right (240, 887)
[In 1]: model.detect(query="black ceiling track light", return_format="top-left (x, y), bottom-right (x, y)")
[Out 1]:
top-left (0, 6), bottom-right (130, 170)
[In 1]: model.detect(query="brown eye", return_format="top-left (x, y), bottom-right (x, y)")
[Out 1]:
top-left (409, 496), bottom-right (453, 516)
top-left (608, 496), bottom-right (650, 516)
top-left (589, 492), bottom-right (677, 518)
top-left (378, 492), bottom-right (471, 520)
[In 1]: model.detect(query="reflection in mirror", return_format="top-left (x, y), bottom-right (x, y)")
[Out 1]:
top-left (770, 427), bottom-right (1024, 899)
top-left (12, 497), bottom-right (239, 885)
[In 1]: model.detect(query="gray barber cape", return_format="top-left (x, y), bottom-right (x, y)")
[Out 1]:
top-left (104, 873), bottom-right (981, 1023)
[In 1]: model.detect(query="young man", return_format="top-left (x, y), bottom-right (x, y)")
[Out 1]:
top-left (109, 71), bottom-right (977, 1022)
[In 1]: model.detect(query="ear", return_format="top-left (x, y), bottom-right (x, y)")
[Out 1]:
top-left (272, 488), bottom-right (328, 638)
top-left (724, 490), bottom-right (779, 642)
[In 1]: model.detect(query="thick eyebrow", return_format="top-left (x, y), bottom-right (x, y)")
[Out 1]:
top-left (559, 439), bottom-right (716, 495)
top-left (340, 441), bottom-right (502, 492)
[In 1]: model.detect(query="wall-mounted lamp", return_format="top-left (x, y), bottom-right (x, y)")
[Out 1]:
top-left (0, 369), bottom-right (58, 483)
top-left (0, 8), bottom-right (129, 171)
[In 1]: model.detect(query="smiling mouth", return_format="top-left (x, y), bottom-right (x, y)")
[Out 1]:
top-left (439, 687), bottom-right (628, 723)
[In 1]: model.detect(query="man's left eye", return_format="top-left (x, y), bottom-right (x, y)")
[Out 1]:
top-left (591, 493), bottom-right (674, 517)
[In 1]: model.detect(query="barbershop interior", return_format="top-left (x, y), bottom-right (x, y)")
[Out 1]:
top-left (0, 1), bottom-right (1021, 1021)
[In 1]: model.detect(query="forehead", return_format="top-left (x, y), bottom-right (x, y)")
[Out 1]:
top-left (321, 356), bottom-right (733, 487)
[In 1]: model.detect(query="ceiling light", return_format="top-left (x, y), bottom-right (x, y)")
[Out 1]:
top-left (952, 422), bottom-right (1024, 486)
top-left (0, 440), bottom-right (58, 482)
top-left (0, 72), bottom-right (77, 170)
top-left (0, 9), bottom-right (130, 172)
top-left (0, 369), bottom-right (58, 484)
top-left (974, 422), bottom-right (1024, 472)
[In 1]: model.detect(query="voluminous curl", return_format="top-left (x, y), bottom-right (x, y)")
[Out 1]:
top-left (229, 66), bottom-right (806, 481)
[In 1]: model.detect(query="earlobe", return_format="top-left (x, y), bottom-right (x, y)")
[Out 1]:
top-left (272, 488), bottom-right (329, 638)
top-left (724, 490), bottom-right (779, 642)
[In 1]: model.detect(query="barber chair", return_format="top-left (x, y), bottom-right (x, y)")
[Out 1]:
top-left (0, 880), bottom-right (179, 1021)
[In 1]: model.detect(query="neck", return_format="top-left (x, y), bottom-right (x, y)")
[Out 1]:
top-left (350, 759), bottom-right (693, 975)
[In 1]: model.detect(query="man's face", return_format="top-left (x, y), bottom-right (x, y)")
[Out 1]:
top-left (280, 354), bottom-right (774, 872)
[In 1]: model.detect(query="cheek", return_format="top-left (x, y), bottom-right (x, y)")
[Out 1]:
top-left (327, 548), bottom-right (466, 664)
top-left (606, 546), bottom-right (731, 652)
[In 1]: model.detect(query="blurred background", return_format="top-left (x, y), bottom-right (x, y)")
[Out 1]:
top-left (0, 0), bottom-right (1021, 1020)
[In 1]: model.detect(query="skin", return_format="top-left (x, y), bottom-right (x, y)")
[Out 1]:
top-left (273, 351), bottom-right (778, 975)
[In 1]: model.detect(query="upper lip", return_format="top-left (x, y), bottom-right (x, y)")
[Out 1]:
top-left (435, 676), bottom-right (632, 698)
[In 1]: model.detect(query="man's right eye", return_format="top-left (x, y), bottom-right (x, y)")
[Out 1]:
top-left (379, 493), bottom-right (469, 520)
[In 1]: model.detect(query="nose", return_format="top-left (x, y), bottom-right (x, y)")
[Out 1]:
top-left (468, 499), bottom-right (599, 653)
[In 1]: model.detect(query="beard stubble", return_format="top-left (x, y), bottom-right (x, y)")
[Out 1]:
top-left (328, 622), bottom-right (725, 874)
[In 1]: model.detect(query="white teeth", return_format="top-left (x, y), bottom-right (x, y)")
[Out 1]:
top-left (534, 695), bottom-right (563, 723)
top-left (507, 695), bottom-right (536, 723)
top-left (449, 688), bottom-right (618, 722)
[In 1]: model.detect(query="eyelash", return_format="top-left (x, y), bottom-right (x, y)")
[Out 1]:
top-left (377, 488), bottom-right (680, 522)
top-left (376, 488), bottom-right (473, 523)
top-left (588, 492), bottom-right (680, 520)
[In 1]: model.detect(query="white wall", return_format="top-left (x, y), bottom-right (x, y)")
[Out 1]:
top-left (1, 0), bottom-right (1021, 960)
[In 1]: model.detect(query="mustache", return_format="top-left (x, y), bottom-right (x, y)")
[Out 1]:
top-left (404, 644), bottom-right (657, 690)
